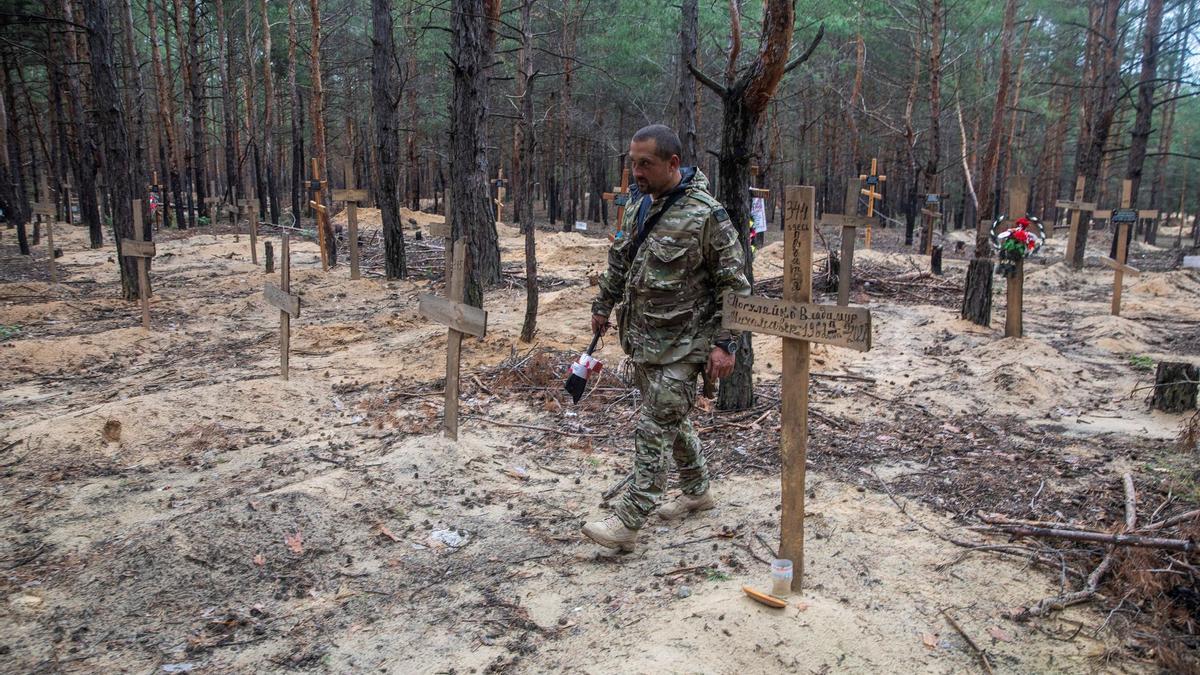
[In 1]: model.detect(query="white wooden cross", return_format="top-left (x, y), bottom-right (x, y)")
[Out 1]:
top-left (1101, 180), bottom-right (1141, 317)
top-left (1056, 176), bottom-right (1095, 264)
top-left (820, 178), bottom-right (872, 306)
top-left (418, 239), bottom-right (488, 440)
top-left (120, 200), bottom-right (156, 331)
top-left (332, 158), bottom-right (368, 280)
top-left (31, 175), bottom-right (58, 283)
top-left (722, 185), bottom-right (873, 591)
top-left (857, 158), bottom-right (886, 249)
top-left (264, 233), bottom-right (301, 379)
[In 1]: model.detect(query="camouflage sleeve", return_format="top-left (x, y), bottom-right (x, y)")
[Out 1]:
top-left (703, 207), bottom-right (751, 343)
top-left (591, 234), bottom-right (633, 317)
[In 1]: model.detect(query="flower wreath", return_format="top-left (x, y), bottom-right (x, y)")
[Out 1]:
top-left (989, 215), bottom-right (1045, 278)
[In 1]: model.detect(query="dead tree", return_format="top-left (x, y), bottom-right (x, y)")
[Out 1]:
top-left (372, 0), bottom-right (407, 278)
top-left (691, 0), bottom-right (823, 411)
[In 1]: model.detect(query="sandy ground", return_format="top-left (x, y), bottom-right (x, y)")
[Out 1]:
top-left (1, 209), bottom-right (1197, 673)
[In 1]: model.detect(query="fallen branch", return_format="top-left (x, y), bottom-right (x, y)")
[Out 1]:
top-left (941, 609), bottom-right (993, 674)
top-left (976, 524), bottom-right (1193, 553)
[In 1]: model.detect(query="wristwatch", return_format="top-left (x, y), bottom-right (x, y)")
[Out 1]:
top-left (714, 338), bottom-right (738, 355)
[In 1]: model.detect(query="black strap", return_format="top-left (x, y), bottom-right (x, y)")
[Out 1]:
top-left (627, 189), bottom-right (688, 263)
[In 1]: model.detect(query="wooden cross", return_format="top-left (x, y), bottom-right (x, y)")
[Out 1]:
top-left (238, 198), bottom-right (261, 264)
top-left (820, 178), bottom-right (872, 306)
top-left (332, 158), bottom-right (368, 280)
top-left (264, 233), bottom-right (301, 379)
top-left (493, 168), bottom-right (508, 223)
top-left (308, 158), bottom-right (330, 271)
top-left (203, 196), bottom-right (221, 235)
top-left (723, 185), bottom-right (872, 591)
top-left (750, 165), bottom-right (771, 247)
top-left (921, 193), bottom-right (946, 258)
top-left (418, 239), bottom-right (488, 440)
top-left (1003, 176), bottom-right (1031, 338)
top-left (1056, 176), bottom-right (1095, 264)
top-left (120, 200), bottom-right (156, 331)
top-left (857, 158), bottom-right (886, 249)
top-left (32, 175), bottom-right (58, 283)
top-left (602, 167), bottom-right (632, 230)
top-left (1101, 180), bottom-right (1141, 317)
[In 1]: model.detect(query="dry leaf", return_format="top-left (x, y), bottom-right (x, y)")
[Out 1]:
top-left (374, 523), bottom-right (402, 542)
top-left (986, 626), bottom-right (1014, 643)
top-left (253, 553), bottom-right (265, 566)
top-left (284, 531), bottom-right (304, 554)
top-left (695, 396), bottom-right (714, 413)
top-left (921, 632), bottom-right (939, 650)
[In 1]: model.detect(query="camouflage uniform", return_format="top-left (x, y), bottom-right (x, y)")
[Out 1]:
top-left (592, 168), bottom-right (750, 530)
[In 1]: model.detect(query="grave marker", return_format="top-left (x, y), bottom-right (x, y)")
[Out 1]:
top-left (723, 185), bottom-right (872, 591)
top-left (1002, 177), bottom-right (1032, 338)
top-left (238, 198), bottom-right (261, 264)
top-left (32, 175), bottom-right (58, 283)
top-left (120, 200), bottom-right (156, 331)
top-left (493, 168), bottom-right (508, 223)
top-left (921, 192), bottom-right (946, 257)
top-left (857, 158), bottom-right (886, 249)
top-left (1100, 180), bottom-right (1140, 316)
top-left (1056, 176), bottom-right (1095, 265)
top-left (264, 233), bottom-right (301, 379)
top-left (602, 167), bottom-right (632, 230)
top-left (820, 179), bottom-right (872, 306)
top-left (418, 239), bottom-right (488, 440)
top-left (332, 158), bottom-right (366, 280)
top-left (309, 158), bottom-right (330, 271)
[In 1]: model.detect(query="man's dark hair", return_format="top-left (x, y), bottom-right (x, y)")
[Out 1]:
top-left (632, 124), bottom-right (682, 161)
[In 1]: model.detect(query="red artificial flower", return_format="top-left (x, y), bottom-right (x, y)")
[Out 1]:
top-left (1015, 217), bottom-right (1031, 228)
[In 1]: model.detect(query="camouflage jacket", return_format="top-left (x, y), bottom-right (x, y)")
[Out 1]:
top-left (592, 168), bottom-right (751, 365)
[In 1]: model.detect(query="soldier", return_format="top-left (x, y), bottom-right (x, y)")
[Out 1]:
top-left (582, 124), bottom-right (751, 552)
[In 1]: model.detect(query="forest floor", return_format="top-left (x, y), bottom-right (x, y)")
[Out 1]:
top-left (1, 206), bottom-right (1198, 674)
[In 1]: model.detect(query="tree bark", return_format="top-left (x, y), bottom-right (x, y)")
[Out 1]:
top-left (309, 0), bottom-right (337, 265)
top-left (517, 0), bottom-right (537, 342)
top-left (81, 0), bottom-right (139, 299)
top-left (58, 0), bottom-right (103, 246)
top-left (215, 0), bottom-right (239, 203)
top-left (1125, 0), bottom-right (1164, 205)
top-left (0, 62), bottom-right (31, 256)
top-left (677, 0), bottom-right (699, 165)
top-left (287, 0), bottom-right (303, 219)
top-left (449, 0), bottom-right (502, 307)
top-left (260, 0), bottom-right (280, 224)
top-left (372, 0), bottom-right (407, 278)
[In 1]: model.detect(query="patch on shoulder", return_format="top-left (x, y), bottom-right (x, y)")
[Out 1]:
top-left (713, 207), bottom-right (731, 223)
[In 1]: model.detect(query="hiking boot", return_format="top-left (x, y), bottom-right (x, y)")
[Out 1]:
top-left (581, 515), bottom-right (638, 552)
top-left (657, 491), bottom-right (715, 521)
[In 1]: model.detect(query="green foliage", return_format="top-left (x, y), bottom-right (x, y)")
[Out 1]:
top-left (1129, 355), bottom-right (1155, 372)
top-left (705, 568), bottom-right (731, 582)
top-left (0, 325), bottom-right (19, 341)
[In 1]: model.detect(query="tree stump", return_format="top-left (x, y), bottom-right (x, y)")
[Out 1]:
top-left (960, 258), bottom-right (994, 327)
top-left (265, 241), bottom-right (275, 274)
top-left (1150, 362), bottom-right (1198, 413)
top-left (931, 245), bottom-right (943, 276)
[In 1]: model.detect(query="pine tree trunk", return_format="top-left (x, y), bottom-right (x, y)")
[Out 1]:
top-left (81, 0), bottom-right (139, 299)
top-left (372, 0), bottom-right (406, 278)
top-left (309, 0), bottom-right (337, 265)
top-left (1125, 0), bottom-right (1164, 203)
top-left (215, 0), bottom-right (238, 203)
top-left (449, 0), bottom-right (501, 307)
top-left (0, 62), bottom-right (31, 256)
top-left (677, 0), bottom-right (699, 165)
top-left (517, 0), bottom-right (537, 343)
top-left (287, 0), bottom-right (303, 219)
top-left (57, 0), bottom-right (103, 246)
top-left (260, 0), bottom-right (280, 224)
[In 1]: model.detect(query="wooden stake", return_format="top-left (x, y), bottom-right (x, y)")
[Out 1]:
top-left (602, 167), bottom-right (632, 230)
top-left (264, 234), bottom-right (301, 379)
top-left (781, 185), bottom-right (813, 589)
top-left (821, 179), bottom-right (871, 306)
top-left (1102, 181), bottom-right (1139, 316)
top-left (33, 176), bottom-right (57, 283)
top-left (1058, 176), bottom-right (1095, 265)
top-left (333, 157), bottom-right (364, 280)
top-left (1005, 258), bottom-right (1024, 338)
top-left (128, 200), bottom-right (153, 331)
top-left (417, 239), bottom-right (488, 440)
top-left (311, 158), bottom-right (329, 271)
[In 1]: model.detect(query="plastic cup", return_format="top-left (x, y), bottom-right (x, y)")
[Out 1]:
top-left (770, 559), bottom-right (793, 597)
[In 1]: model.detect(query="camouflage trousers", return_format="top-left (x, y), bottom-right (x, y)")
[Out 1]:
top-left (615, 361), bottom-right (710, 530)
